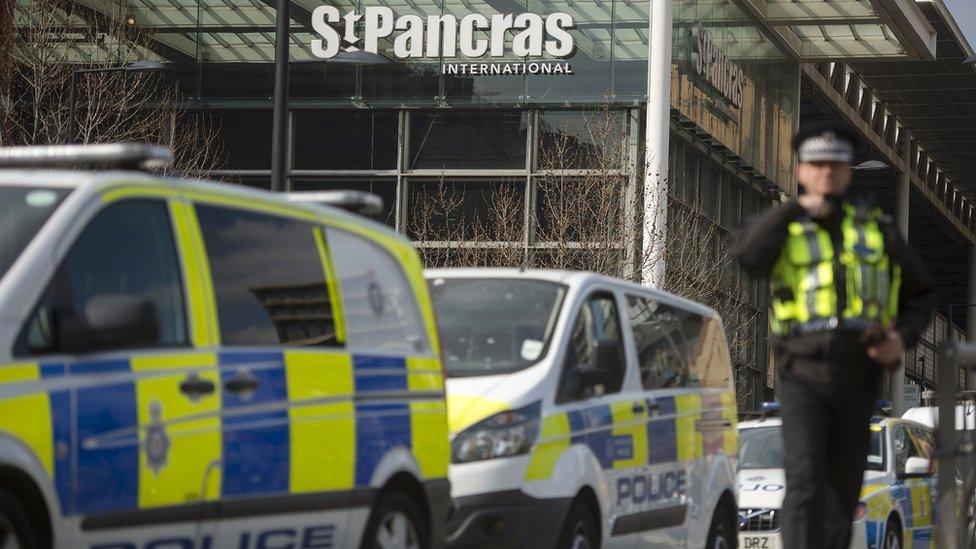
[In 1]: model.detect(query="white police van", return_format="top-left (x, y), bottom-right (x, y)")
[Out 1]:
top-left (738, 411), bottom-right (937, 549)
top-left (0, 145), bottom-right (451, 549)
top-left (426, 269), bottom-right (739, 548)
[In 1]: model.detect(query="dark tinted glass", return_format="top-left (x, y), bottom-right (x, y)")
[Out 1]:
top-left (293, 111), bottom-right (398, 170)
top-left (22, 200), bottom-right (186, 354)
top-left (201, 63), bottom-right (273, 98)
top-left (213, 111), bottom-right (273, 169)
top-left (196, 206), bottom-right (338, 347)
top-left (409, 111), bottom-right (527, 169)
top-left (0, 187), bottom-right (69, 280)
top-left (290, 180), bottom-right (397, 227)
top-left (537, 111), bottom-right (624, 170)
top-left (699, 166), bottom-right (718, 220)
top-left (721, 175), bottom-right (741, 228)
top-left (408, 179), bottom-right (525, 241)
top-left (683, 148), bottom-right (698, 205)
top-left (535, 178), bottom-right (623, 242)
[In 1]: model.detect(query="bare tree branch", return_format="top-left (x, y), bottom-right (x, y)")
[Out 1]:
top-left (5, 0), bottom-right (223, 176)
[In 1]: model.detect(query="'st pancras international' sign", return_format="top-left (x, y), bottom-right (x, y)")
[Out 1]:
top-left (691, 22), bottom-right (744, 108)
top-left (309, 7), bottom-right (576, 75)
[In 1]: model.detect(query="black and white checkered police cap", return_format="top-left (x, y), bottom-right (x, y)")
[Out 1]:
top-left (792, 124), bottom-right (857, 164)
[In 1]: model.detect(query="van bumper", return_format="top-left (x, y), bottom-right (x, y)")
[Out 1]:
top-left (445, 490), bottom-right (572, 549)
top-left (427, 479), bottom-right (453, 549)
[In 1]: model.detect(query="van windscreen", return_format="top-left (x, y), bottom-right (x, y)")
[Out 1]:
top-left (739, 425), bottom-right (883, 471)
top-left (0, 187), bottom-right (69, 280)
top-left (428, 277), bottom-right (566, 377)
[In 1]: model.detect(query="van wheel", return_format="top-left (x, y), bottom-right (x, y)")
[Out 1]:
top-left (0, 487), bottom-right (38, 549)
top-left (360, 489), bottom-right (428, 549)
top-left (705, 505), bottom-right (736, 549)
top-left (883, 518), bottom-right (902, 549)
top-left (556, 501), bottom-right (599, 549)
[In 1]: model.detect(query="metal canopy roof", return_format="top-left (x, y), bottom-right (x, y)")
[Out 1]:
top-left (852, 0), bottom-right (976, 199)
top-left (16, 0), bottom-right (939, 66)
top-left (736, 0), bottom-right (938, 60)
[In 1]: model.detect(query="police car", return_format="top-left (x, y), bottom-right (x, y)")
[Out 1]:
top-left (426, 269), bottom-right (739, 548)
top-left (0, 145), bottom-right (450, 548)
top-left (738, 412), bottom-right (936, 549)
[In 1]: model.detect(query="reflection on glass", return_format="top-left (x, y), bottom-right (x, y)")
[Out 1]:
top-left (428, 277), bottom-right (566, 376)
top-left (537, 110), bottom-right (624, 170)
top-left (292, 111), bottom-right (398, 170)
top-left (408, 178), bottom-right (525, 241)
top-left (409, 111), bottom-right (527, 169)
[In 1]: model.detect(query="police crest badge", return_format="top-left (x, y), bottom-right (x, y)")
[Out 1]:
top-left (144, 400), bottom-right (170, 475)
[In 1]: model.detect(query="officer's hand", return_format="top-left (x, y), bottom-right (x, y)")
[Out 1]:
top-left (866, 329), bottom-right (904, 369)
top-left (797, 194), bottom-right (831, 217)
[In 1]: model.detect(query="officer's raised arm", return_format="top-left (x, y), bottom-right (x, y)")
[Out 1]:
top-left (731, 200), bottom-right (806, 277)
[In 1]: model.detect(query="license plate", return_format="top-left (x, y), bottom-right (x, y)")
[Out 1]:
top-left (738, 533), bottom-right (781, 549)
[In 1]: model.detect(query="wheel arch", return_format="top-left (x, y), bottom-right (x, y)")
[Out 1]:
top-left (0, 432), bottom-right (63, 547)
top-left (0, 465), bottom-right (52, 548)
top-left (379, 471), bottom-right (432, 537)
top-left (573, 484), bottom-right (602, 543)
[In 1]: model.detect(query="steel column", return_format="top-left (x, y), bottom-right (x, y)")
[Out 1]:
top-left (270, 0), bottom-right (290, 192)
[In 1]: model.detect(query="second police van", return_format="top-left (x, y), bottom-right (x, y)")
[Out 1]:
top-left (0, 145), bottom-right (450, 549)
top-left (426, 268), bottom-right (739, 548)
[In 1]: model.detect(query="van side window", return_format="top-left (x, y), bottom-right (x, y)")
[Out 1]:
top-left (196, 205), bottom-right (340, 347)
top-left (626, 295), bottom-right (730, 389)
top-left (559, 292), bottom-right (625, 401)
top-left (18, 200), bottom-right (187, 355)
top-left (627, 295), bottom-right (688, 389)
top-left (325, 227), bottom-right (429, 355)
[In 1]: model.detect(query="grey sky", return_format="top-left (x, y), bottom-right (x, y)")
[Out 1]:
top-left (943, 0), bottom-right (976, 49)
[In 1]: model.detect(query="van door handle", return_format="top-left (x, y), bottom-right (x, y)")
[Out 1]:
top-left (632, 402), bottom-right (646, 415)
top-left (646, 399), bottom-right (661, 412)
top-left (695, 419), bottom-right (733, 431)
top-left (179, 374), bottom-right (215, 398)
top-left (224, 371), bottom-right (260, 395)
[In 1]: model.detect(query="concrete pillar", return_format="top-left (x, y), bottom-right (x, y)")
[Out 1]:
top-left (891, 130), bottom-right (911, 416)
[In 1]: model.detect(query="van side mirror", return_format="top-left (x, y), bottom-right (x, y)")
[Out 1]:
top-left (900, 456), bottom-right (933, 479)
top-left (57, 294), bottom-right (159, 353)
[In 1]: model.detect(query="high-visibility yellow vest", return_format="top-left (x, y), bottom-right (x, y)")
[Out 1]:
top-left (770, 203), bottom-right (901, 336)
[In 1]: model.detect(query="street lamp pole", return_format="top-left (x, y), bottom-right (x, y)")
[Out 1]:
top-left (270, 0), bottom-right (290, 193)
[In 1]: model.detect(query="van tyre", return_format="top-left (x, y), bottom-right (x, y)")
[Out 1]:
top-left (883, 517), bottom-right (902, 549)
top-left (705, 505), bottom-right (736, 549)
top-left (0, 487), bottom-right (39, 549)
top-left (361, 489), bottom-right (428, 549)
top-left (556, 501), bottom-right (599, 549)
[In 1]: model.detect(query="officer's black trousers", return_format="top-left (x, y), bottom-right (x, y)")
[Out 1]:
top-left (777, 349), bottom-right (883, 549)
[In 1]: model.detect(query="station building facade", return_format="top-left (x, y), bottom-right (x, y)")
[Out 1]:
top-left (12, 0), bottom-right (974, 408)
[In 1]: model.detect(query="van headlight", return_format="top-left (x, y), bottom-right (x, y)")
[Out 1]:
top-left (451, 402), bottom-right (541, 464)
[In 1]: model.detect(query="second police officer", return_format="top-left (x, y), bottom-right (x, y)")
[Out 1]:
top-left (733, 124), bottom-right (935, 549)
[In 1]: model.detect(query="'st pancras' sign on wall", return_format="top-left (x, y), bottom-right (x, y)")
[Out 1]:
top-left (309, 7), bottom-right (576, 75)
top-left (691, 21), bottom-right (745, 109)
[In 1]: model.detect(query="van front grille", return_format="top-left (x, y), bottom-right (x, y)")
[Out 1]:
top-left (739, 509), bottom-right (780, 532)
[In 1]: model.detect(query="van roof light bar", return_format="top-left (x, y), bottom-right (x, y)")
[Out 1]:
top-left (0, 143), bottom-right (173, 171)
top-left (287, 190), bottom-right (383, 216)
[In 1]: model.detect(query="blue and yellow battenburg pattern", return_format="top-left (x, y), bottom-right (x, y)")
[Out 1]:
top-left (861, 477), bottom-right (935, 549)
top-left (0, 350), bottom-right (447, 518)
top-left (526, 390), bottom-right (737, 480)
top-left (0, 183), bottom-right (447, 521)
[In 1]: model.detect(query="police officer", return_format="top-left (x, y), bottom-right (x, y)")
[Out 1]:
top-left (733, 124), bottom-right (935, 549)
